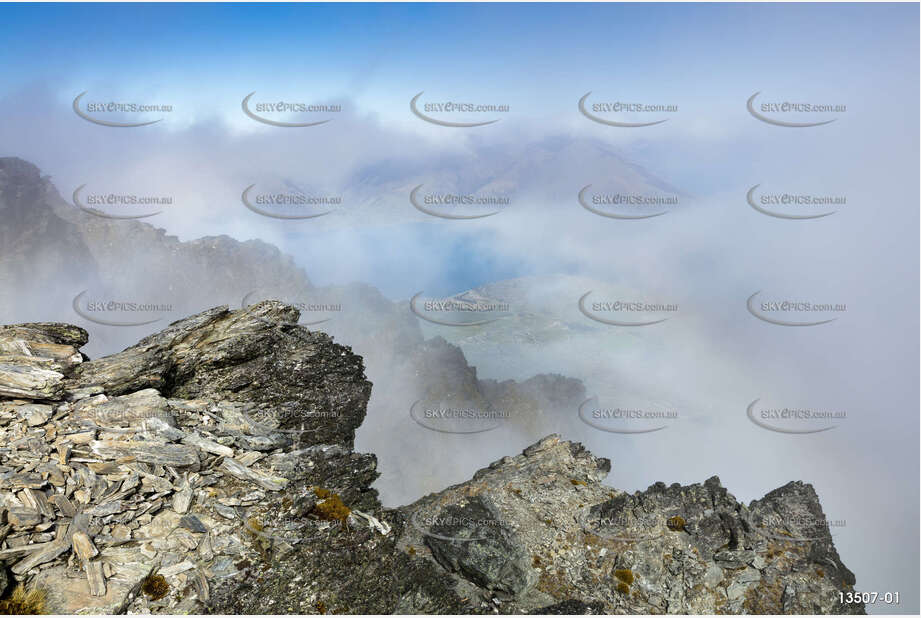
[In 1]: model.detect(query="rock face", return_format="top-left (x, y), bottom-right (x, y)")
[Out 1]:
top-left (0, 303), bottom-right (864, 614)
top-left (423, 496), bottom-right (534, 595)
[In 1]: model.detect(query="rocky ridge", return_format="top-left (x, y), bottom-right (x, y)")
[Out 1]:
top-left (0, 303), bottom-right (864, 614)
top-left (0, 156), bottom-right (592, 485)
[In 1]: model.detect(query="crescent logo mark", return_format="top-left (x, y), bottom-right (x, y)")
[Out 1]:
top-left (72, 185), bottom-right (162, 220)
top-left (409, 508), bottom-right (487, 542)
top-left (746, 92), bottom-right (836, 128)
top-left (72, 92), bottom-right (162, 127)
top-left (240, 510), bottom-right (332, 544)
top-left (746, 398), bottom-right (837, 435)
top-left (410, 92), bottom-right (500, 128)
top-left (578, 291), bottom-right (670, 327)
top-left (746, 291), bottom-right (837, 327)
top-left (72, 290), bottom-right (163, 327)
top-left (410, 292), bottom-right (505, 327)
top-left (240, 291), bottom-right (331, 326)
top-left (578, 92), bottom-right (668, 128)
top-left (577, 398), bottom-right (669, 434)
top-left (576, 511), bottom-right (663, 542)
top-left (742, 512), bottom-right (838, 543)
top-left (408, 400), bottom-right (503, 435)
top-left (409, 185), bottom-right (502, 220)
top-left (241, 185), bottom-right (332, 220)
top-left (239, 408), bottom-right (319, 436)
top-left (746, 185), bottom-right (836, 220)
top-left (241, 92), bottom-right (333, 127)
top-left (578, 185), bottom-right (668, 220)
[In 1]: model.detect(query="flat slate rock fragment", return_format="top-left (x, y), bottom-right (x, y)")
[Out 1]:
top-left (0, 362), bottom-right (65, 401)
top-left (179, 514), bottom-right (207, 533)
top-left (71, 531), bottom-right (98, 561)
top-left (220, 457), bottom-right (288, 492)
top-left (89, 440), bottom-right (200, 468)
top-left (85, 560), bottom-right (106, 597)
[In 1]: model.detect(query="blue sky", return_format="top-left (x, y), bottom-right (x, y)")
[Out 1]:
top-left (0, 3), bottom-right (916, 297)
top-left (1, 2), bottom-right (916, 129)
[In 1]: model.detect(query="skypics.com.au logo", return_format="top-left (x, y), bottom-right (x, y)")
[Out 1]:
top-left (241, 185), bottom-right (342, 220)
top-left (409, 185), bottom-right (510, 220)
top-left (746, 185), bottom-right (844, 220)
top-left (578, 291), bottom-right (678, 327)
top-left (746, 291), bottom-right (845, 327)
top-left (73, 92), bottom-right (172, 127)
top-left (410, 92), bottom-right (509, 127)
top-left (409, 400), bottom-right (510, 434)
top-left (746, 399), bottom-right (846, 435)
top-left (578, 185), bottom-right (679, 219)
top-left (241, 92), bottom-right (341, 127)
top-left (72, 184), bottom-right (172, 220)
top-left (579, 92), bottom-right (677, 128)
top-left (72, 291), bottom-right (173, 327)
top-left (578, 398), bottom-right (678, 434)
top-left (241, 290), bottom-right (342, 326)
top-left (747, 92), bottom-right (845, 128)
top-left (410, 292), bottom-right (510, 327)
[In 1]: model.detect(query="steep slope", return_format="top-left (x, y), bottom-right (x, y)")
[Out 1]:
top-left (0, 157), bottom-right (314, 357)
top-left (0, 158), bottom-right (101, 319)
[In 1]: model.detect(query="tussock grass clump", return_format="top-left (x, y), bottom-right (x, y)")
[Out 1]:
top-left (0, 584), bottom-right (47, 615)
top-left (614, 568), bottom-right (634, 585)
top-left (313, 487), bottom-right (351, 523)
top-left (666, 515), bottom-right (686, 532)
top-left (313, 487), bottom-right (333, 500)
top-left (141, 574), bottom-right (170, 601)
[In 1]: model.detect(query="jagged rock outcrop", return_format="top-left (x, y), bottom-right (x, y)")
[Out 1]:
top-left (0, 304), bottom-right (864, 614)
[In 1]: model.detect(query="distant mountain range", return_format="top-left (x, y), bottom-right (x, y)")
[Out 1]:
top-left (0, 157), bottom-right (313, 356)
top-left (242, 135), bottom-right (686, 234)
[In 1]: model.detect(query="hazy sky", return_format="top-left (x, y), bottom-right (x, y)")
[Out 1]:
top-left (0, 3), bottom-right (918, 613)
